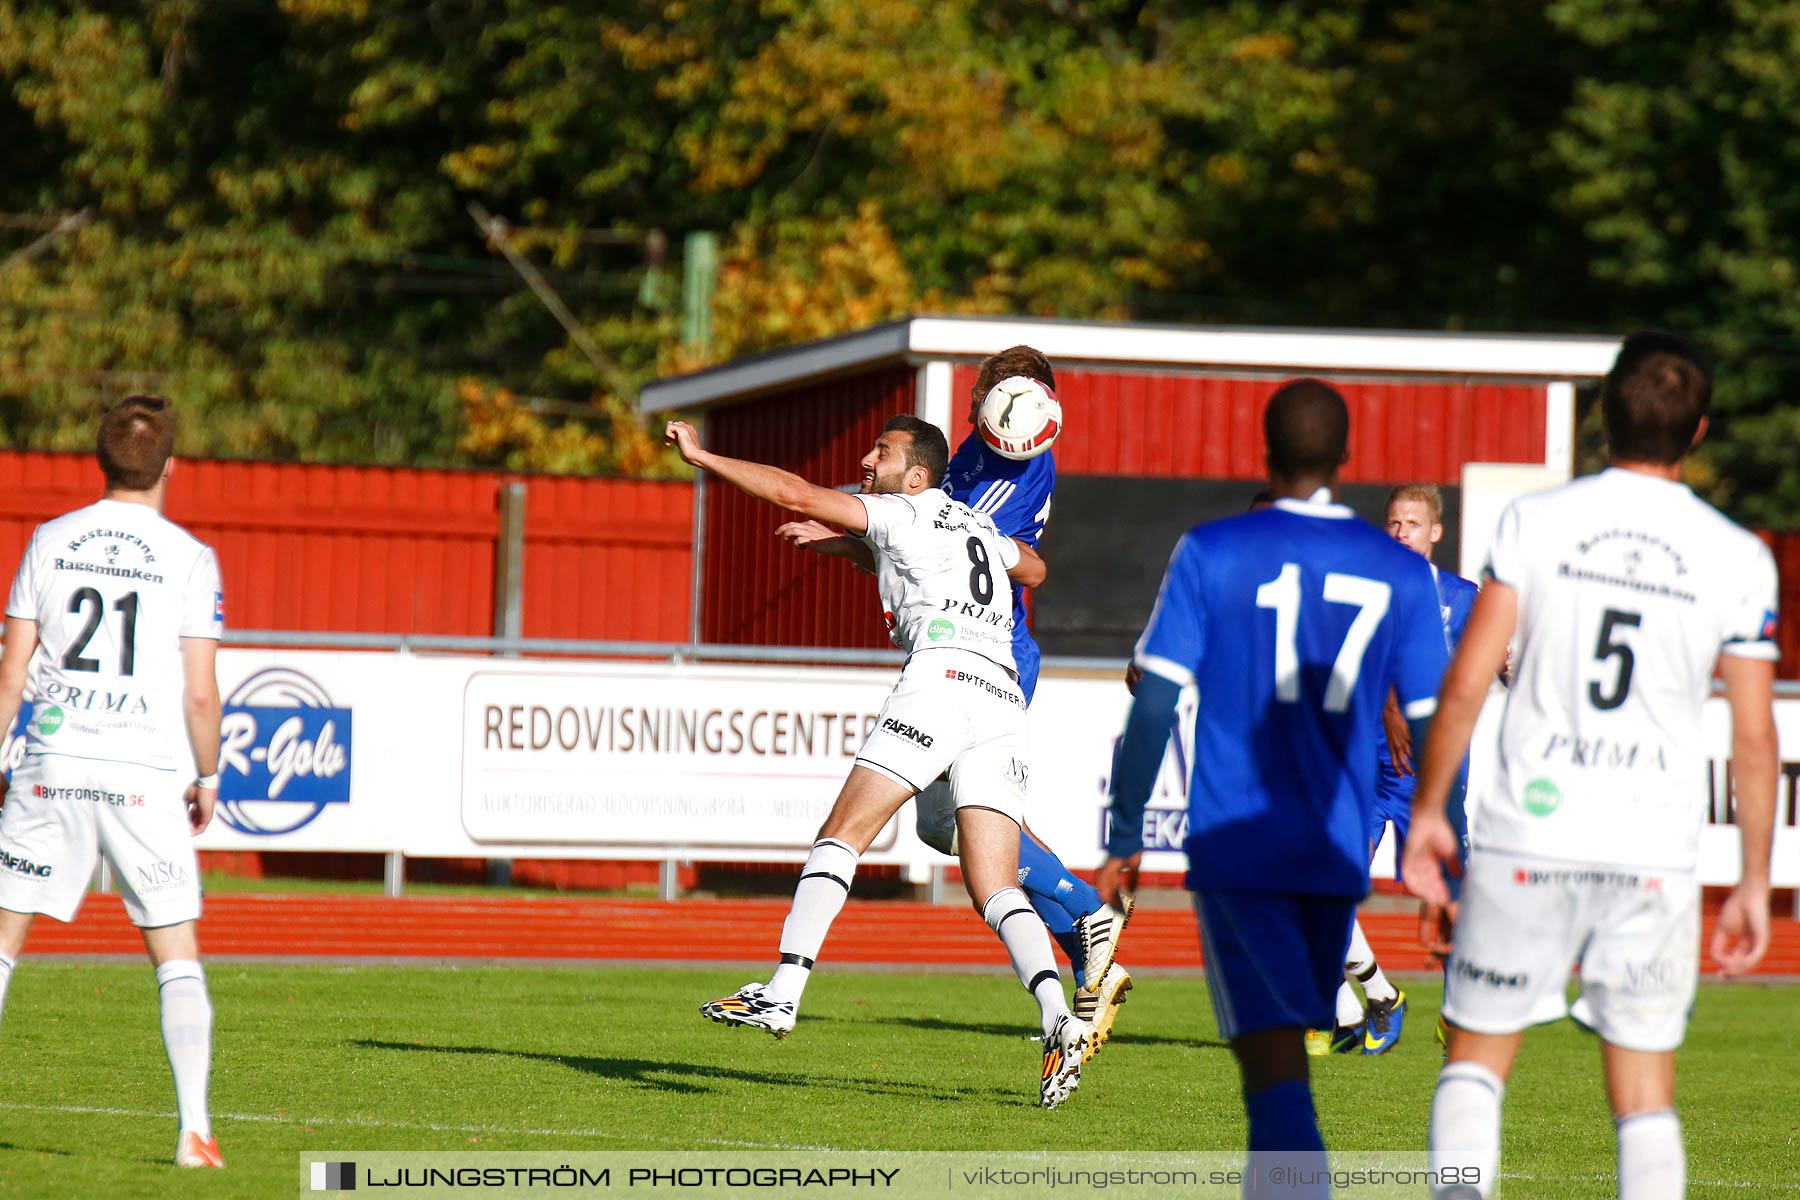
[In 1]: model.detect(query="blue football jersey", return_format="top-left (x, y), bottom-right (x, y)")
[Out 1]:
top-left (943, 432), bottom-right (1055, 699)
top-left (1375, 564), bottom-right (1478, 793)
top-left (1133, 495), bottom-right (1450, 898)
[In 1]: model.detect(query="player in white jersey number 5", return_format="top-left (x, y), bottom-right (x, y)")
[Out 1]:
top-left (667, 415), bottom-right (1094, 1108)
top-left (1406, 333), bottom-right (1779, 1200)
top-left (0, 395), bottom-right (226, 1169)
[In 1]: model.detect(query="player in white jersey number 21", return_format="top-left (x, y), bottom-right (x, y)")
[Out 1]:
top-left (667, 415), bottom-right (1095, 1108)
top-left (1406, 333), bottom-right (1779, 1200)
top-left (0, 395), bottom-right (226, 1169)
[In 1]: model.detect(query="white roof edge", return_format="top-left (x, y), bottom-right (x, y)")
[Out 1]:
top-left (638, 315), bottom-right (1623, 413)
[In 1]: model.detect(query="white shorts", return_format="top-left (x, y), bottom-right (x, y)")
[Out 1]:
top-left (1443, 849), bottom-right (1699, 1053)
top-left (0, 754), bottom-right (202, 928)
top-left (856, 649), bottom-right (1031, 828)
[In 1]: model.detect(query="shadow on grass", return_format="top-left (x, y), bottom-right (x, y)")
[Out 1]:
top-left (807, 1012), bottom-right (1229, 1052)
top-left (351, 1039), bottom-right (1029, 1105)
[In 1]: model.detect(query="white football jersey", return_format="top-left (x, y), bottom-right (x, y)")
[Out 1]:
top-left (6, 499), bottom-right (223, 771)
top-left (857, 488), bottom-right (1021, 670)
top-left (1476, 468), bottom-right (1778, 870)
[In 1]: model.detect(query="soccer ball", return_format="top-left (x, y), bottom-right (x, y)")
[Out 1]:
top-left (977, 375), bottom-right (1062, 461)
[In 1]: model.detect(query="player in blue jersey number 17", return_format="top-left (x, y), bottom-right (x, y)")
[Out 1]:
top-left (1099, 381), bottom-right (1457, 1187)
top-left (779, 346), bottom-right (1134, 1061)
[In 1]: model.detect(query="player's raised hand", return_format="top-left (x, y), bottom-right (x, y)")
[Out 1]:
top-left (1401, 811), bottom-right (1461, 908)
top-left (776, 520), bottom-right (841, 549)
top-left (185, 780), bottom-right (217, 836)
top-left (1710, 882), bottom-right (1771, 977)
top-left (1095, 852), bottom-right (1140, 910)
top-left (664, 420), bottom-right (704, 465)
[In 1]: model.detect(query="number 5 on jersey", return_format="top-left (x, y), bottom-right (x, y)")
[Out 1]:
top-left (1255, 563), bottom-right (1391, 713)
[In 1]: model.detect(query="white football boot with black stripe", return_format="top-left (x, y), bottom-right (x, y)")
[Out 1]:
top-left (1072, 895), bottom-right (1133, 991)
top-left (1039, 1011), bottom-right (1091, 1109)
top-left (700, 982), bottom-right (797, 1039)
top-left (1072, 961), bottom-right (1134, 1064)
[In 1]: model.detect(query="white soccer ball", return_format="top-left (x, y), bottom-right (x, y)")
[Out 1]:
top-left (977, 375), bottom-right (1062, 461)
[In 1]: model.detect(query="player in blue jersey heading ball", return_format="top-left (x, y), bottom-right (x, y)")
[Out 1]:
top-left (779, 346), bottom-right (1134, 1056)
top-left (1100, 380), bottom-right (1457, 1181)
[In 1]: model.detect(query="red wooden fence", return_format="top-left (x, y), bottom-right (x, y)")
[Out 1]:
top-left (0, 451), bottom-right (694, 643)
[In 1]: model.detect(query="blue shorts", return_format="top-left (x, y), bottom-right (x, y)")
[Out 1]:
top-left (1013, 636), bottom-right (1041, 705)
top-left (1193, 890), bottom-right (1358, 1039)
top-left (1372, 769), bottom-right (1413, 871)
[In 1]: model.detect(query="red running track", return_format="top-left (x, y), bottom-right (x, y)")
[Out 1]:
top-left (22, 894), bottom-right (1800, 976)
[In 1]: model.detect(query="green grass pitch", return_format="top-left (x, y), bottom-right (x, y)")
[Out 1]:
top-left (0, 963), bottom-right (1793, 1197)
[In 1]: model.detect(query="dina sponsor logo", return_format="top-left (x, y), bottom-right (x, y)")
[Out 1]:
top-left (1522, 777), bottom-right (1562, 817)
top-left (216, 668), bottom-right (353, 837)
top-left (926, 618), bottom-right (956, 642)
top-left (880, 718), bottom-right (934, 749)
top-left (33, 704), bottom-right (64, 737)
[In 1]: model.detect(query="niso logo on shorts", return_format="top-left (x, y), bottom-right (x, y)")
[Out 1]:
top-left (926, 618), bottom-right (955, 642)
top-left (880, 718), bottom-right (934, 749)
top-left (1522, 777), bottom-right (1562, 816)
top-left (134, 859), bottom-right (189, 895)
top-left (0, 848), bottom-right (52, 878)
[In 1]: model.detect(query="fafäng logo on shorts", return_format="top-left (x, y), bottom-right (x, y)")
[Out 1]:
top-left (216, 668), bottom-right (354, 837)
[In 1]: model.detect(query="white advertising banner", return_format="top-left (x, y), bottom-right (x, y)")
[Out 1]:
top-left (3, 649), bottom-right (1795, 886)
top-left (459, 664), bottom-right (901, 853)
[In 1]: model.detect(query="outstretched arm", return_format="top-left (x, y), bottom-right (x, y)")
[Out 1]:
top-left (776, 521), bottom-right (877, 573)
top-left (667, 421), bottom-right (869, 532)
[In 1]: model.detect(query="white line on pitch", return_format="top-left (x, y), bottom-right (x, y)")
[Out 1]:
top-left (0, 1101), bottom-right (831, 1152)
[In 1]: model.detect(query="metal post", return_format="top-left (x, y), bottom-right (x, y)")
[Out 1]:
top-left (928, 864), bottom-right (948, 906)
top-left (659, 858), bottom-right (681, 901)
top-left (384, 851), bottom-right (406, 898)
top-left (681, 231), bottom-right (718, 359)
top-left (494, 482), bottom-right (527, 648)
top-left (94, 858), bottom-right (112, 895)
top-left (488, 483), bottom-right (527, 890)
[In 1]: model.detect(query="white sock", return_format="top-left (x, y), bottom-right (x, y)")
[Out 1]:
top-left (0, 952), bottom-right (14, 1024)
top-left (1335, 979), bottom-right (1365, 1026)
top-left (1617, 1109), bottom-right (1684, 1200)
top-left (1430, 1061), bottom-right (1503, 1198)
top-left (1346, 919), bottom-right (1398, 1003)
top-left (156, 960), bottom-right (213, 1138)
top-left (764, 839), bottom-right (857, 1004)
top-left (981, 886), bottom-right (1068, 1036)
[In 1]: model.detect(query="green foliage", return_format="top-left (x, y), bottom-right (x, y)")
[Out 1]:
top-left (3, 0), bottom-right (1800, 519)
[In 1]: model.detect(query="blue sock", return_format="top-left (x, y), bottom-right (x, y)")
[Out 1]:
top-left (1049, 927), bottom-right (1084, 989)
top-left (1016, 832), bottom-right (1103, 923)
top-left (1245, 1079), bottom-right (1325, 1154)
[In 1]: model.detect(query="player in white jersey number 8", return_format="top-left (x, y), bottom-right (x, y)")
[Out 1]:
top-left (667, 415), bottom-right (1095, 1108)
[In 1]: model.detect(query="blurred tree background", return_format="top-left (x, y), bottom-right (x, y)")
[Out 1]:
top-left (2, 0), bottom-right (1797, 522)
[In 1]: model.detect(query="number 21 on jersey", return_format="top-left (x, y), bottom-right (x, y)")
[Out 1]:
top-left (1255, 563), bottom-right (1391, 712)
